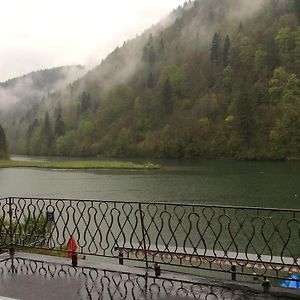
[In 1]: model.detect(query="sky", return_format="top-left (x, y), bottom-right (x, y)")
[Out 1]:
top-left (0, 0), bottom-right (185, 82)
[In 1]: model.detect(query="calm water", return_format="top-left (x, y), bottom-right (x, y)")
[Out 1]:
top-left (0, 156), bottom-right (300, 208)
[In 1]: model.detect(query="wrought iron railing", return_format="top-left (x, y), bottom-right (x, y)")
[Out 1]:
top-left (1, 256), bottom-right (281, 300)
top-left (0, 197), bottom-right (299, 281)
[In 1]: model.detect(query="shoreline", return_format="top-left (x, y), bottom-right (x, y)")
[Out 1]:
top-left (0, 160), bottom-right (161, 170)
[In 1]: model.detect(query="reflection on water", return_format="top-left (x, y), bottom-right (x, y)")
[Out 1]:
top-left (0, 257), bottom-right (288, 300)
top-left (0, 156), bottom-right (299, 208)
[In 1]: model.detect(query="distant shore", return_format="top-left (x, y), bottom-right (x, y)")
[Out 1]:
top-left (0, 160), bottom-right (160, 170)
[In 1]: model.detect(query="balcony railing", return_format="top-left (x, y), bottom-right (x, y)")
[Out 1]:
top-left (0, 256), bottom-right (273, 300)
top-left (0, 197), bottom-right (299, 281)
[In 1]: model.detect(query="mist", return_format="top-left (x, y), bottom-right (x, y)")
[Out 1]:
top-left (87, 0), bottom-right (267, 90)
top-left (0, 0), bottom-right (187, 118)
top-left (0, 0), bottom-right (268, 112)
top-left (180, 0), bottom-right (266, 49)
top-left (0, 0), bottom-right (185, 83)
top-left (0, 66), bottom-right (86, 110)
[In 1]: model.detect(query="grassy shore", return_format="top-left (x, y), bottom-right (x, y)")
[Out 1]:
top-left (0, 160), bottom-right (160, 170)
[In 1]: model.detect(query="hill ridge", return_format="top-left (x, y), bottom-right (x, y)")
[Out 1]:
top-left (2, 0), bottom-right (300, 160)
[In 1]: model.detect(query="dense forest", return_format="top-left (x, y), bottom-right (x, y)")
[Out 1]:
top-left (2, 0), bottom-right (300, 160)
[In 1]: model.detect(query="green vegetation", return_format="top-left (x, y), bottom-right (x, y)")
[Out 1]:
top-left (2, 0), bottom-right (300, 160)
top-left (0, 215), bottom-right (51, 247)
top-left (0, 123), bottom-right (8, 159)
top-left (0, 214), bottom-right (66, 257)
top-left (0, 160), bottom-right (160, 170)
top-left (0, 213), bottom-right (72, 257)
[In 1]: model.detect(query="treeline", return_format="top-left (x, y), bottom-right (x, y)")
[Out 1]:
top-left (6, 0), bottom-right (300, 159)
top-left (0, 123), bottom-right (8, 159)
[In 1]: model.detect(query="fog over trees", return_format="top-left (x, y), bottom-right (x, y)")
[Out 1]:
top-left (1, 0), bottom-right (300, 160)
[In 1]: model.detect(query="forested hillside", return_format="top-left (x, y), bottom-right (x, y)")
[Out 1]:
top-left (3, 0), bottom-right (300, 159)
top-left (0, 65), bottom-right (85, 110)
top-left (0, 65), bottom-right (86, 154)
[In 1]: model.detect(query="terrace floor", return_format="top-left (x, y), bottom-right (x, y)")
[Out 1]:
top-left (0, 253), bottom-right (299, 300)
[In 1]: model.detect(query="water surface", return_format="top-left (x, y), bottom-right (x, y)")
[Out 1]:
top-left (0, 156), bottom-right (299, 208)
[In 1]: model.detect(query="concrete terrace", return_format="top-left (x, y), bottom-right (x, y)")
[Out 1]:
top-left (0, 253), bottom-right (299, 300)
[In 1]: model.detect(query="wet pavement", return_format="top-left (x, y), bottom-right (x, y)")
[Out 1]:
top-left (0, 253), bottom-right (299, 300)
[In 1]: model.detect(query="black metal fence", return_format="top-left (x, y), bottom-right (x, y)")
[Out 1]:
top-left (1, 257), bottom-right (284, 300)
top-left (0, 197), bottom-right (299, 281)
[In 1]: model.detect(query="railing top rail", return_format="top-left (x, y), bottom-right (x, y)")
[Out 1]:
top-left (3, 196), bottom-right (300, 212)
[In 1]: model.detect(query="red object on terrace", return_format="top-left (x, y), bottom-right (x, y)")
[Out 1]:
top-left (67, 236), bottom-right (78, 258)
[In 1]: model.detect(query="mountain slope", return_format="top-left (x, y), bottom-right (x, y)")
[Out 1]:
top-left (0, 65), bottom-right (85, 111)
top-left (4, 0), bottom-right (300, 159)
top-left (0, 65), bottom-right (86, 153)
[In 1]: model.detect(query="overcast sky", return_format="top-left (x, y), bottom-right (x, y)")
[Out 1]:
top-left (0, 0), bottom-right (185, 82)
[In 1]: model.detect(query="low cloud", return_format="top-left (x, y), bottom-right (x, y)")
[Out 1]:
top-left (0, 66), bottom-right (86, 110)
top-left (0, 0), bottom-right (185, 82)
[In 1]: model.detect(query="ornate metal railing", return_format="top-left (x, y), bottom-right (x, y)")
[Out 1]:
top-left (0, 197), bottom-right (299, 281)
top-left (0, 256), bottom-right (278, 300)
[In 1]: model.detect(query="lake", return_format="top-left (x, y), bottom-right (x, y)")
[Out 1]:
top-left (0, 156), bottom-right (299, 208)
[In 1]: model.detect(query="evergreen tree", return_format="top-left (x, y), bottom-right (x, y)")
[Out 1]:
top-left (223, 35), bottom-right (231, 67)
top-left (143, 34), bottom-right (156, 65)
top-left (148, 45), bottom-right (156, 65)
top-left (0, 124), bottom-right (8, 159)
top-left (222, 66), bottom-right (233, 93)
top-left (80, 91), bottom-right (91, 114)
top-left (54, 112), bottom-right (66, 137)
top-left (26, 119), bottom-right (39, 154)
top-left (54, 102), bottom-right (63, 119)
top-left (294, 0), bottom-right (300, 22)
top-left (234, 83), bottom-right (254, 150)
top-left (159, 38), bottom-right (165, 54)
top-left (161, 78), bottom-right (173, 114)
top-left (211, 32), bottom-right (221, 64)
top-left (41, 111), bottom-right (53, 155)
top-left (147, 72), bottom-right (155, 89)
top-left (237, 22), bottom-right (243, 34)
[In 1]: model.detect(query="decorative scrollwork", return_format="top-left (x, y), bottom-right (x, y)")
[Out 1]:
top-left (0, 257), bottom-right (275, 300)
top-left (0, 197), bottom-right (299, 281)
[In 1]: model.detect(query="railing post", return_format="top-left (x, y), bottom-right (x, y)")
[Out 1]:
top-left (8, 197), bottom-right (14, 257)
top-left (231, 265), bottom-right (236, 281)
top-left (139, 203), bottom-right (149, 269)
top-left (262, 276), bottom-right (270, 292)
top-left (144, 271), bottom-right (148, 299)
top-left (71, 252), bottom-right (78, 267)
top-left (118, 250), bottom-right (124, 265)
top-left (154, 262), bottom-right (161, 277)
top-left (8, 197), bottom-right (16, 274)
